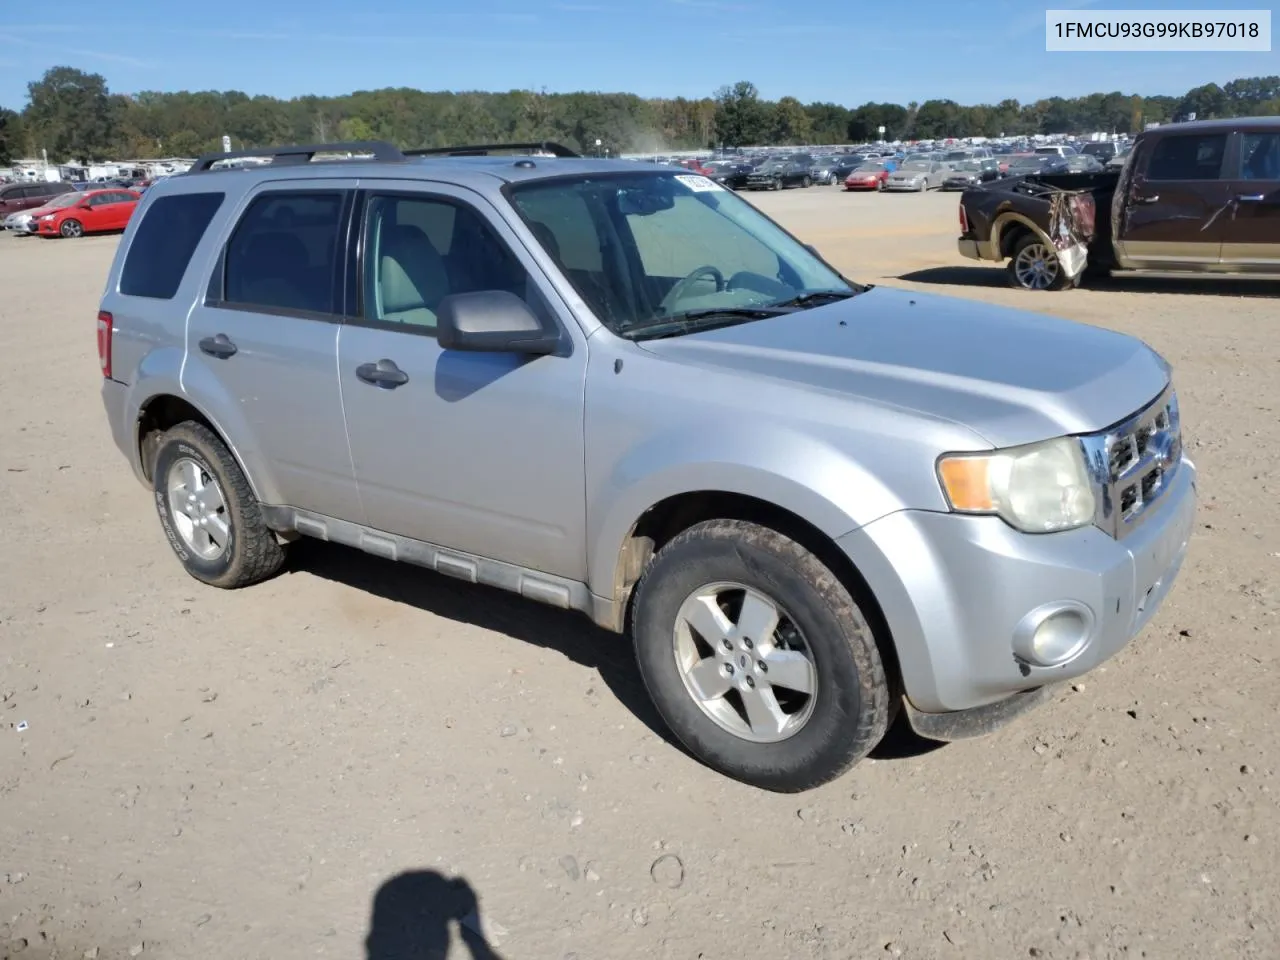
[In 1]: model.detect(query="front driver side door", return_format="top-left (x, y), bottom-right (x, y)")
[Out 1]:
top-left (337, 183), bottom-right (588, 580)
top-left (1218, 130), bottom-right (1280, 270)
top-left (1114, 131), bottom-right (1230, 267)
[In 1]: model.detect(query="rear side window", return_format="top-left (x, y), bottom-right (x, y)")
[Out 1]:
top-left (221, 191), bottom-right (345, 316)
top-left (1145, 134), bottom-right (1227, 181)
top-left (120, 192), bottom-right (225, 300)
top-left (1240, 133), bottom-right (1280, 180)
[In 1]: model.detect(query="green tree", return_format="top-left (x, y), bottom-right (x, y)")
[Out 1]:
top-left (846, 102), bottom-right (908, 141)
top-left (25, 66), bottom-right (115, 161)
top-left (769, 96), bottom-right (812, 145)
top-left (0, 108), bottom-right (24, 164)
top-left (911, 99), bottom-right (962, 139)
top-left (713, 81), bottom-right (769, 146)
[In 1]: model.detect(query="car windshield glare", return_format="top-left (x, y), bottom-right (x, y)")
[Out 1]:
top-left (901, 161), bottom-right (930, 171)
top-left (509, 172), bottom-right (855, 335)
top-left (46, 193), bottom-right (83, 209)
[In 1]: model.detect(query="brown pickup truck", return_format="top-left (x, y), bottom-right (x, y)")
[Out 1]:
top-left (957, 117), bottom-right (1280, 290)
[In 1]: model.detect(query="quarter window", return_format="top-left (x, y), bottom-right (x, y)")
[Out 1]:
top-left (360, 194), bottom-right (535, 334)
top-left (1145, 134), bottom-right (1227, 181)
top-left (222, 190), bottom-right (346, 315)
top-left (121, 192), bottom-right (225, 300)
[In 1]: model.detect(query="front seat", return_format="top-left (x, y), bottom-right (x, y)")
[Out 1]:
top-left (377, 225), bottom-right (450, 329)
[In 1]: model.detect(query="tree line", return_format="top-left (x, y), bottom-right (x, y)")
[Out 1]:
top-left (2, 67), bottom-right (1278, 166)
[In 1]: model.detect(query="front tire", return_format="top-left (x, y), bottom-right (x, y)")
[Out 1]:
top-left (801, 175), bottom-right (812, 188)
top-left (59, 219), bottom-right (83, 238)
top-left (632, 519), bottom-right (891, 792)
top-left (152, 421), bottom-right (287, 588)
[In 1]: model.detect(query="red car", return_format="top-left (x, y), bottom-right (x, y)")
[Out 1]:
top-left (37, 188), bottom-right (141, 238)
top-left (844, 162), bottom-right (890, 191)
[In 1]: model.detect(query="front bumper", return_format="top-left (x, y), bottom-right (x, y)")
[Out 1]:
top-left (837, 457), bottom-right (1197, 715)
top-left (885, 180), bottom-right (923, 191)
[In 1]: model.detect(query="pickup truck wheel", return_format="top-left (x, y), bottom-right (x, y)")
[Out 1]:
top-left (1008, 234), bottom-right (1072, 291)
top-left (152, 421), bottom-right (287, 588)
top-left (632, 519), bottom-right (890, 792)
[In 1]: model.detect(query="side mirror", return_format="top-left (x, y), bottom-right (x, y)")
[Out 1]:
top-left (436, 290), bottom-right (559, 355)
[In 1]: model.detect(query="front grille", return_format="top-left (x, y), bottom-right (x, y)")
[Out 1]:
top-left (1081, 385), bottom-right (1182, 539)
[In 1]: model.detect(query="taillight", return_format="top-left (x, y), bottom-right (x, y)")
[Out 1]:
top-left (958, 203), bottom-right (969, 235)
top-left (97, 310), bottom-right (113, 379)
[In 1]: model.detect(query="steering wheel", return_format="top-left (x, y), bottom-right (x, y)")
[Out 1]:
top-left (659, 265), bottom-right (726, 315)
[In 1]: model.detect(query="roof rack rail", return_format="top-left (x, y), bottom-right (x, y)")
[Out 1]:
top-left (188, 140), bottom-right (406, 173)
top-left (403, 141), bottom-right (581, 159)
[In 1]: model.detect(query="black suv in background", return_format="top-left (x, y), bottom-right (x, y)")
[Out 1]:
top-left (745, 155), bottom-right (815, 190)
top-left (1081, 141), bottom-right (1120, 163)
top-left (705, 159), bottom-right (755, 189)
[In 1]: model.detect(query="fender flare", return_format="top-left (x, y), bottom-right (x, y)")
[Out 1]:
top-left (991, 211), bottom-right (1055, 261)
top-left (129, 370), bottom-right (278, 505)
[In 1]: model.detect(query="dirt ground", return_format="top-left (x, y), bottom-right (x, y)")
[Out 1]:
top-left (1, 187), bottom-right (1277, 960)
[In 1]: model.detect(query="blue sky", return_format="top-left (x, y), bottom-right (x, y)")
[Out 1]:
top-left (0, 0), bottom-right (1274, 110)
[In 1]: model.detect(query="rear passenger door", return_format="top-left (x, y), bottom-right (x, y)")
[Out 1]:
top-left (336, 183), bottom-right (588, 580)
top-left (1218, 129), bottom-right (1280, 270)
top-left (185, 180), bottom-right (361, 521)
top-left (1114, 131), bottom-right (1230, 267)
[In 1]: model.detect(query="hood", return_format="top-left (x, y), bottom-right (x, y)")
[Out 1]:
top-left (637, 286), bottom-right (1169, 449)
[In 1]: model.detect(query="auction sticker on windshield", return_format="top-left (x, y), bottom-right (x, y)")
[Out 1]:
top-left (675, 175), bottom-right (724, 192)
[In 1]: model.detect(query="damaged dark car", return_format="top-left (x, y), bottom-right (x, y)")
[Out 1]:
top-left (957, 117), bottom-right (1280, 291)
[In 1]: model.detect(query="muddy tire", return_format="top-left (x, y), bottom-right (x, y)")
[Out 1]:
top-left (152, 421), bottom-right (287, 588)
top-left (631, 519), bottom-right (891, 792)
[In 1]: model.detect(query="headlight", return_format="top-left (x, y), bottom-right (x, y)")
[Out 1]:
top-left (39, 214), bottom-right (55, 221)
top-left (937, 437), bottom-right (1096, 533)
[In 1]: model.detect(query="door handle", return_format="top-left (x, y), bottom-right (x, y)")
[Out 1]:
top-left (355, 359), bottom-right (409, 389)
top-left (1134, 194), bottom-right (1159, 205)
top-left (1236, 193), bottom-right (1266, 202)
top-left (198, 333), bottom-right (237, 359)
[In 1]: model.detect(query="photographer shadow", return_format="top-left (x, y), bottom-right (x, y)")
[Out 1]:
top-left (365, 870), bottom-right (505, 960)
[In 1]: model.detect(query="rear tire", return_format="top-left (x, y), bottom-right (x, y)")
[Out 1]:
top-left (152, 421), bottom-right (287, 588)
top-left (632, 519), bottom-right (891, 792)
top-left (801, 176), bottom-right (812, 188)
top-left (1007, 233), bottom-right (1073, 291)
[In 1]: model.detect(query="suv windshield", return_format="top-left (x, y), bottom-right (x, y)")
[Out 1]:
top-left (509, 172), bottom-right (857, 337)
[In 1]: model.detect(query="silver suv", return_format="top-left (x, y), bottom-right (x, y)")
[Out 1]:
top-left (99, 140), bottom-right (1197, 792)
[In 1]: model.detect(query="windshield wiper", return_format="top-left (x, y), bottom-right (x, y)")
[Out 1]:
top-left (618, 306), bottom-right (787, 341)
top-left (769, 289), bottom-right (858, 309)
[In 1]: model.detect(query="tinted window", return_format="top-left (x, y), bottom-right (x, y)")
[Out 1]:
top-left (361, 194), bottom-right (534, 334)
top-left (121, 192), bottom-right (225, 300)
top-left (1240, 133), bottom-right (1280, 180)
top-left (223, 191), bottom-right (345, 315)
top-left (1146, 134), bottom-right (1227, 181)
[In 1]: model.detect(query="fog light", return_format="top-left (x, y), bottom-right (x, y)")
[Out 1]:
top-left (1013, 602), bottom-right (1094, 667)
